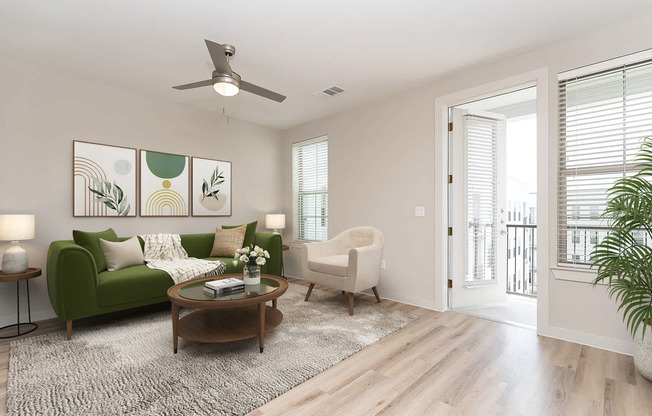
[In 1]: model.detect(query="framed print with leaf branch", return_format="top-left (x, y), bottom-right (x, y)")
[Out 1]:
top-left (191, 156), bottom-right (232, 216)
top-left (73, 140), bottom-right (137, 217)
top-left (140, 150), bottom-right (190, 217)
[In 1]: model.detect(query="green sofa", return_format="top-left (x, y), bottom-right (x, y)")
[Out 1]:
top-left (47, 232), bottom-right (282, 339)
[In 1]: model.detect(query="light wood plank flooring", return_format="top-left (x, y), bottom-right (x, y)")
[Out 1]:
top-left (1, 280), bottom-right (650, 415)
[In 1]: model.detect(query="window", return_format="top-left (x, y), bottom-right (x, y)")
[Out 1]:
top-left (590, 232), bottom-right (598, 245)
top-left (558, 54), bottom-right (652, 266)
top-left (292, 136), bottom-right (328, 241)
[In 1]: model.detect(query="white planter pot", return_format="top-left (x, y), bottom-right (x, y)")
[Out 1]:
top-left (634, 324), bottom-right (652, 381)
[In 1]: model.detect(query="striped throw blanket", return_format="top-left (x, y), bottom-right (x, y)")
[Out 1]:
top-left (140, 233), bottom-right (226, 284)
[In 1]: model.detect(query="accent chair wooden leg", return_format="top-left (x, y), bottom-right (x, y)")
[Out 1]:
top-left (305, 283), bottom-right (315, 301)
top-left (348, 292), bottom-right (355, 316)
top-left (372, 286), bottom-right (381, 303)
top-left (66, 320), bottom-right (72, 341)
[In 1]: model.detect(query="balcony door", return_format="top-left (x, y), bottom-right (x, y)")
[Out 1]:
top-left (450, 108), bottom-right (507, 308)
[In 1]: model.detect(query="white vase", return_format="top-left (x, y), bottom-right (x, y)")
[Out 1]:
top-left (634, 325), bottom-right (652, 381)
top-left (243, 264), bottom-right (261, 285)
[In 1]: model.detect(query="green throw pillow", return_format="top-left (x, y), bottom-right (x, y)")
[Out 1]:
top-left (73, 228), bottom-right (119, 272)
top-left (223, 221), bottom-right (257, 248)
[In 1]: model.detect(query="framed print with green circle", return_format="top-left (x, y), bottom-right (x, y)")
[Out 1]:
top-left (140, 150), bottom-right (190, 217)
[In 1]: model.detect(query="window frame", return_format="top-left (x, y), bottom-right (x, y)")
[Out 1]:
top-left (557, 50), bottom-right (652, 268)
top-left (292, 135), bottom-right (329, 242)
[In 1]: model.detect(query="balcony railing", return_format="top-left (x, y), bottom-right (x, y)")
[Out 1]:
top-left (506, 224), bottom-right (537, 297)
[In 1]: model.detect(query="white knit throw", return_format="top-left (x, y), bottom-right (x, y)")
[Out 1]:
top-left (140, 233), bottom-right (225, 284)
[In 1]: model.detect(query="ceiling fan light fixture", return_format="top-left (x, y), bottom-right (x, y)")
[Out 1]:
top-left (213, 73), bottom-right (241, 97)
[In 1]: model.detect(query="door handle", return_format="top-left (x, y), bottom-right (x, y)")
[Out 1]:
top-left (500, 230), bottom-right (507, 235)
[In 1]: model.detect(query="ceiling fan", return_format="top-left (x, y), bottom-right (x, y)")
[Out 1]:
top-left (172, 40), bottom-right (286, 103)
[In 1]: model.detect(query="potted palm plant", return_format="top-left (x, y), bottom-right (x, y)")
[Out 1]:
top-left (590, 137), bottom-right (652, 380)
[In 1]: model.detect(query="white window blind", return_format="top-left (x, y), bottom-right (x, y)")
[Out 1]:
top-left (558, 56), bottom-right (652, 267)
top-left (292, 136), bottom-right (328, 241)
top-left (465, 115), bottom-right (500, 281)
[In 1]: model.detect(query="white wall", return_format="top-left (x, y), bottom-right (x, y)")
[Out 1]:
top-left (0, 57), bottom-right (283, 327)
top-left (281, 14), bottom-right (652, 354)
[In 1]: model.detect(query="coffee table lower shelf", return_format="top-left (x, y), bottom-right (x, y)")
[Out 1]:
top-left (174, 304), bottom-right (283, 353)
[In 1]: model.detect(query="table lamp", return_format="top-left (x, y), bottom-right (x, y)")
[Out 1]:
top-left (0, 215), bottom-right (35, 274)
top-left (265, 214), bottom-right (285, 234)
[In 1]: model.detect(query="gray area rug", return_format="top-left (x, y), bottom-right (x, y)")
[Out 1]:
top-left (7, 283), bottom-right (417, 415)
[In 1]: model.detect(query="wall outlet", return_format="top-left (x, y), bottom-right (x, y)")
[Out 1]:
top-left (380, 259), bottom-right (386, 269)
top-left (415, 206), bottom-right (425, 216)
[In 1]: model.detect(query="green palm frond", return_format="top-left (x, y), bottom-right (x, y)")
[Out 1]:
top-left (88, 177), bottom-right (131, 216)
top-left (590, 135), bottom-right (652, 339)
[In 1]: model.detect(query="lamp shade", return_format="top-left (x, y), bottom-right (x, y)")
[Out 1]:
top-left (0, 215), bottom-right (35, 241)
top-left (265, 214), bottom-right (286, 230)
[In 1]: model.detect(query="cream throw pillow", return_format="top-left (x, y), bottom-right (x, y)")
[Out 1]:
top-left (210, 225), bottom-right (247, 257)
top-left (99, 236), bottom-right (145, 272)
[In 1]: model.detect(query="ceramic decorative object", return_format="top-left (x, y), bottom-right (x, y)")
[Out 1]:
top-left (634, 325), bottom-right (652, 381)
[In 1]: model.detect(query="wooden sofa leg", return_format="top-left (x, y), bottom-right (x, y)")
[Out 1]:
top-left (66, 320), bottom-right (72, 341)
top-left (305, 283), bottom-right (315, 301)
top-left (348, 292), bottom-right (354, 316)
top-left (372, 287), bottom-right (381, 303)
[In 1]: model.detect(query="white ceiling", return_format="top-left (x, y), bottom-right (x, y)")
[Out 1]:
top-left (1, 1), bottom-right (652, 130)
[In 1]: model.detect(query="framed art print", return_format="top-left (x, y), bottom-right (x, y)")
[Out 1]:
top-left (191, 156), bottom-right (232, 216)
top-left (140, 150), bottom-right (190, 217)
top-left (73, 140), bottom-right (137, 217)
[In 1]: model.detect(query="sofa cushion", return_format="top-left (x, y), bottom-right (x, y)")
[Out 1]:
top-left (223, 221), bottom-right (257, 248)
top-left (309, 255), bottom-right (349, 277)
top-left (100, 236), bottom-right (145, 272)
top-left (97, 265), bottom-right (173, 307)
top-left (210, 225), bottom-right (246, 257)
top-left (178, 233), bottom-right (214, 258)
top-left (73, 228), bottom-right (119, 272)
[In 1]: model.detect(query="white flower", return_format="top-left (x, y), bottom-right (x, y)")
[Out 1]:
top-left (232, 260), bottom-right (238, 267)
top-left (256, 257), bottom-right (266, 265)
top-left (239, 255), bottom-right (249, 263)
top-left (263, 250), bottom-right (270, 258)
top-left (242, 247), bottom-right (250, 254)
top-left (234, 253), bottom-right (239, 259)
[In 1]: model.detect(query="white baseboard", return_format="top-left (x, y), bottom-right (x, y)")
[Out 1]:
top-left (544, 325), bottom-right (633, 356)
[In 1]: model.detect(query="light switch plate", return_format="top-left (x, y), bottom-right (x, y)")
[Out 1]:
top-left (415, 206), bottom-right (425, 217)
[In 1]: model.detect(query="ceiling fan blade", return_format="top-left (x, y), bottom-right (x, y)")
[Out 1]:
top-left (240, 80), bottom-right (286, 103)
top-left (172, 79), bottom-right (215, 90)
top-left (205, 39), bottom-right (232, 74)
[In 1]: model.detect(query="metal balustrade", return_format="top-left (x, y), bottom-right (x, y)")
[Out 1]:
top-left (506, 224), bottom-right (537, 296)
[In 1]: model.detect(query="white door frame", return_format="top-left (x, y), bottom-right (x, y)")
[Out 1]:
top-left (434, 68), bottom-right (550, 335)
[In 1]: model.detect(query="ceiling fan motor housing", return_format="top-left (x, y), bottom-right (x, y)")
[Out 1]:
top-left (212, 71), bottom-right (241, 87)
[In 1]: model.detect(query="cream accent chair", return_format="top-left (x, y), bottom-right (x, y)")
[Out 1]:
top-left (301, 226), bottom-right (384, 315)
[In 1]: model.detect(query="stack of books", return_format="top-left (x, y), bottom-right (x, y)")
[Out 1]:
top-left (203, 278), bottom-right (245, 297)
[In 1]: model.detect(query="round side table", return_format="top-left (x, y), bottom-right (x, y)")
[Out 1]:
top-left (0, 267), bottom-right (40, 339)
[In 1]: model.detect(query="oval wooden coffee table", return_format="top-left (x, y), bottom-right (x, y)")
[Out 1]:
top-left (167, 274), bottom-right (288, 354)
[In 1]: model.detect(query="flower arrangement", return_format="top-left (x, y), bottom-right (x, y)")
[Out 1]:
top-left (233, 245), bottom-right (270, 267)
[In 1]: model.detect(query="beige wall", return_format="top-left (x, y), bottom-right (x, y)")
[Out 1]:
top-left (282, 14), bottom-right (652, 354)
top-left (0, 57), bottom-right (283, 326)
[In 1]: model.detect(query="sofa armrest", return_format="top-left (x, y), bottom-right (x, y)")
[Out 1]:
top-left (47, 241), bottom-right (100, 321)
top-left (253, 233), bottom-right (283, 276)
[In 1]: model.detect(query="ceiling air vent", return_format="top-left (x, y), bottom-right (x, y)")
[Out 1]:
top-left (314, 85), bottom-right (348, 99)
